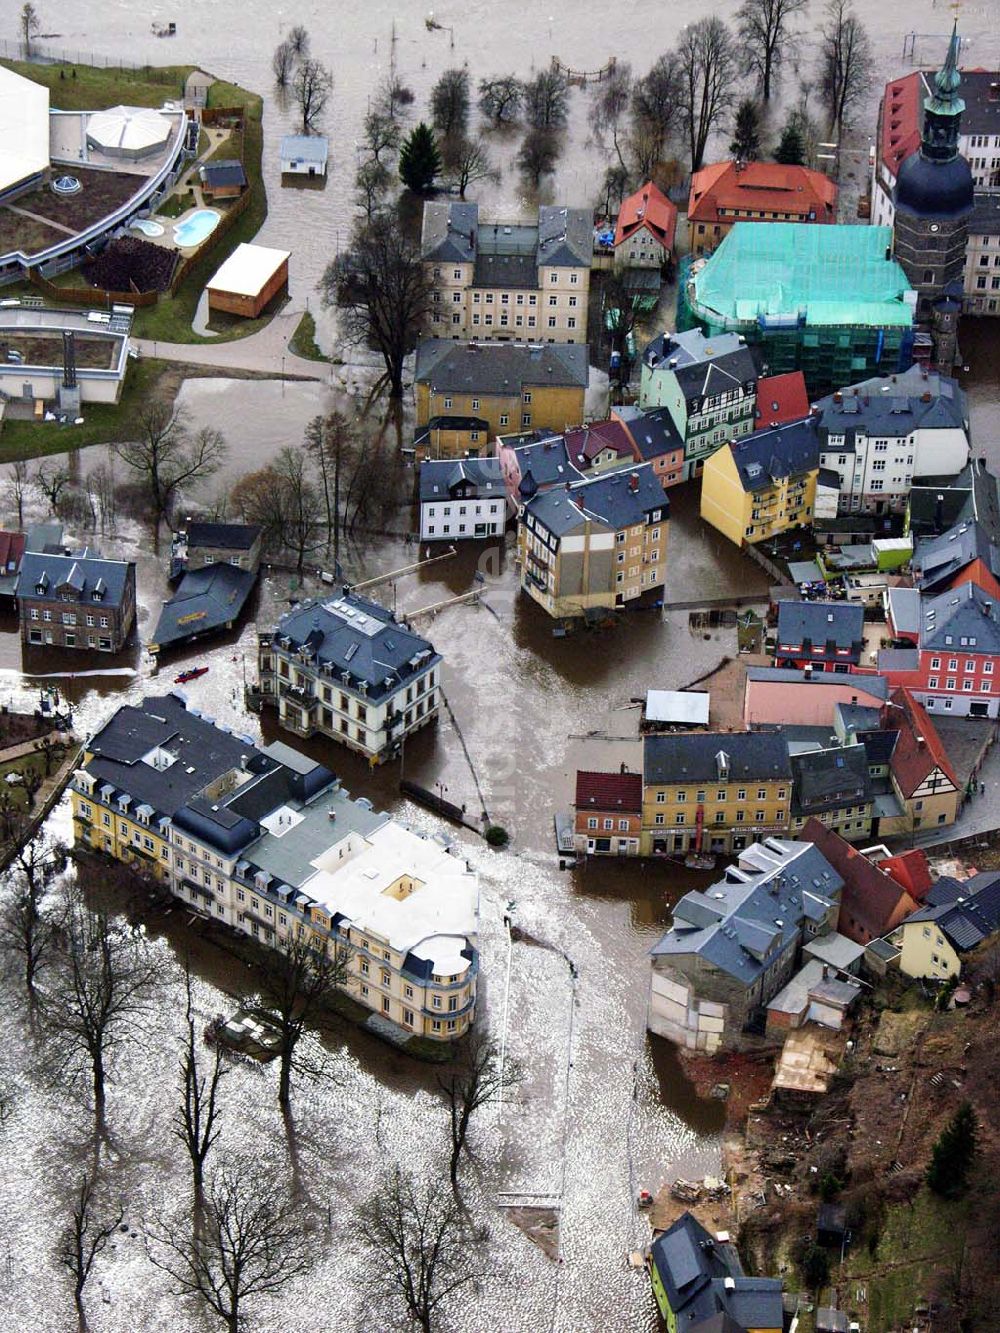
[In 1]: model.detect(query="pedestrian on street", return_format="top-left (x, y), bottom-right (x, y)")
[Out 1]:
top-left (981, 782), bottom-right (986, 796)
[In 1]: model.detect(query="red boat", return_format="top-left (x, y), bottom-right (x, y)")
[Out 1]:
top-left (175, 666), bottom-right (209, 684)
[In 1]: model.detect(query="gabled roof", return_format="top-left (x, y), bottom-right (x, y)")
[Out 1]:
top-left (642, 329), bottom-right (758, 402)
top-left (912, 519), bottom-right (999, 591)
top-left (414, 340), bottom-right (588, 394)
top-left (887, 687), bottom-right (958, 796)
top-left (200, 159), bottom-right (247, 189)
top-left (800, 818), bottom-right (919, 943)
top-left (420, 200), bottom-right (478, 263)
top-left (814, 365), bottom-right (969, 445)
top-left (688, 159), bottom-right (837, 225)
top-left (16, 551), bottom-right (132, 608)
top-left (776, 600), bottom-right (864, 651)
top-left (614, 181), bottom-right (677, 251)
top-left (0, 529), bottom-right (25, 572)
top-left (726, 416), bottom-right (820, 493)
top-left (878, 848), bottom-right (933, 902)
top-left (644, 731), bottom-right (791, 784)
top-left (791, 745), bottom-right (871, 816)
top-left (279, 134), bottom-right (329, 164)
top-left (613, 405), bottom-right (685, 461)
top-left (536, 205), bottom-right (592, 267)
top-left (755, 372), bottom-right (810, 429)
top-left (505, 433), bottom-right (583, 493)
top-left (905, 871), bottom-right (1000, 952)
top-left (185, 522), bottom-right (261, 551)
top-left (918, 579), bottom-right (1000, 653)
top-left (563, 419), bottom-right (635, 467)
top-left (574, 770), bottom-right (642, 813)
top-left (150, 564), bottom-right (257, 651)
top-left (524, 463), bottom-right (666, 537)
top-left (418, 456), bottom-right (504, 503)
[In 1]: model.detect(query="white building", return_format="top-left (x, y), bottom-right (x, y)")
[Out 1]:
top-left (814, 365), bottom-right (970, 516)
top-left (0, 65), bottom-right (50, 204)
top-left (257, 590), bottom-right (441, 762)
top-left (418, 457), bottom-right (506, 542)
top-left (279, 134), bottom-right (328, 178)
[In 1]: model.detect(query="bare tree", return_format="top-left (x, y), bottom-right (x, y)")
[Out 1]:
top-left (820, 0), bottom-right (873, 135)
top-left (600, 163), bottom-right (629, 216)
top-left (173, 971), bottom-right (226, 1227)
top-left (478, 75), bottom-right (522, 127)
top-left (523, 69), bottom-right (569, 130)
top-left (375, 74), bottom-right (415, 124)
top-left (355, 157), bottom-right (392, 222)
top-left (59, 1172), bottom-right (124, 1333)
top-left (86, 461), bottom-right (118, 536)
top-left (362, 108), bottom-right (401, 165)
top-left (244, 928), bottom-right (352, 1115)
top-left (115, 405), bottom-right (227, 543)
top-left (358, 1168), bottom-right (487, 1332)
top-left (271, 39), bottom-right (295, 87)
top-left (21, 2), bottom-right (40, 57)
top-left (590, 61), bottom-right (633, 175)
top-left (229, 466), bottom-right (285, 550)
top-left (304, 409), bottom-right (356, 565)
top-left (320, 214), bottom-right (431, 399)
top-left (430, 68), bottom-right (470, 140)
top-left (6, 458), bottom-right (29, 529)
top-left (272, 447), bottom-right (325, 575)
top-left (437, 1028), bottom-right (523, 1186)
top-left (677, 18), bottom-right (738, 171)
top-left (445, 136), bottom-right (496, 199)
top-left (0, 828), bottom-right (66, 1008)
top-left (34, 459), bottom-right (72, 515)
top-left (292, 58), bottom-right (333, 134)
top-left (148, 1161), bottom-right (309, 1333)
top-left (517, 127), bottom-right (559, 188)
top-left (285, 23), bottom-right (309, 57)
top-left (738, 0), bottom-right (808, 102)
top-left (631, 54), bottom-right (682, 169)
top-left (45, 896), bottom-right (163, 1144)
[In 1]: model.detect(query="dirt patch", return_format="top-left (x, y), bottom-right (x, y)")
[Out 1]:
top-left (678, 1047), bottom-right (775, 1128)
top-left (0, 211), bottom-right (65, 255)
top-left (0, 334), bottom-right (118, 370)
top-left (0, 711), bottom-right (56, 750)
top-left (505, 1206), bottom-right (559, 1260)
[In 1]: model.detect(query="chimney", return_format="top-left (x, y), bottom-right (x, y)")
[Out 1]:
top-left (629, 473), bottom-right (639, 492)
top-left (916, 734), bottom-right (925, 748)
top-left (990, 81), bottom-right (1000, 103)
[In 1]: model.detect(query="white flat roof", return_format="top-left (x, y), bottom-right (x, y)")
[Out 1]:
top-left (86, 105), bottom-right (173, 153)
top-left (302, 822), bottom-right (479, 974)
top-left (645, 689), bottom-right (710, 725)
top-left (207, 242), bottom-right (290, 298)
top-left (0, 67), bottom-right (50, 196)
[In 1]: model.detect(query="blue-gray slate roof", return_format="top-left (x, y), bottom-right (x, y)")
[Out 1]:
top-left (919, 580), bottom-right (1000, 652)
top-left (791, 745), bottom-right (872, 817)
top-left (271, 590), bottom-right (440, 700)
top-left (185, 522), bottom-right (262, 551)
top-left (419, 456), bottom-right (504, 503)
top-left (644, 731), bottom-right (792, 784)
top-left (524, 463), bottom-right (666, 538)
top-left (814, 364), bottom-right (969, 449)
top-left (728, 416), bottom-right (820, 492)
top-left (642, 329), bottom-right (759, 402)
top-left (280, 134), bottom-right (329, 165)
top-left (151, 564), bottom-right (257, 651)
top-left (912, 520), bottom-right (1000, 588)
top-left (17, 550), bottom-right (132, 608)
top-left (776, 600), bottom-right (864, 653)
top-left (201, 159), bottom-right (246, 189)
top-left (414, 339), bottom-right (588, 394)
top-left (614, 404), bottom-right (684, 460)
top-left (906, 871), bottom-right (1000, 952)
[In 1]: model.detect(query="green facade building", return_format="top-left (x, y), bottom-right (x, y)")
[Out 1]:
top-left (680, 222), bottom-right (917, 398)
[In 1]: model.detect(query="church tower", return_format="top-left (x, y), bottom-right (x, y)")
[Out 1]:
top-left (893, 23), bottom-right (974, 368)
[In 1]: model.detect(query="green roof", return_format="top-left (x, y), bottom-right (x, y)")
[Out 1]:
top-left (689, 223), bottom-right (915, 329)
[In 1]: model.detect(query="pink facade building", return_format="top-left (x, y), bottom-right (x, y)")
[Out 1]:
top-left (744, 667), bottom-right (888, 728)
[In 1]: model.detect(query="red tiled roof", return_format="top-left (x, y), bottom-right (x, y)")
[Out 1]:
top-left (943, 558), bottom-right (1000, 604)
top-left (575, 769), bottom-right (642, 812)
top-left (687, 160), bottom-right (837, 226)
top-left (755, 373), bottom-right (811, 429)
top-left (878, 71), bottom-right (925, 179)
top-left (614, 181), bottom-right (677, 251)
top-left (801, 818), bottom-right (920, 944)
top-left (0, 530), bottom-right (25, 571)
top-left (886, 687), bottom-right (959, 797)
top-left (879, 849), bottom-right (933, 903)
top-left (564, 419), bottom-right (636, 466)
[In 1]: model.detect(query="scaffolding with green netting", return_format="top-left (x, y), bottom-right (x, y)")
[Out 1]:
top-left (677, 223), bottom-right (918, 398)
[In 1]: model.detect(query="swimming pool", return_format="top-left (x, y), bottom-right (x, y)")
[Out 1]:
top-left (173, 209), bottom-right (221, 248)
top-left (132, 219), bottom-right (165, 238)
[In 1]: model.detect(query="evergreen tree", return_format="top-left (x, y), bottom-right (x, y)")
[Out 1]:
top-left (927, 1102), bottom-right (978, 1199)
top-left (775, 117), bottom-right (806, 165)
top-left (730, 98), bottom-right (762, 161)
top-left (399, 122), bottom-right (441, 194)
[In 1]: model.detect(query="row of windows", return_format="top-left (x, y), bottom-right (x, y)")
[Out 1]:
top-left (653, 809), bottom-right (772, 825)
top-left (928, 656), bottom-right (989, 671)
top-left (29, 609), bottom-right (110, 626)
top-left (653, 787), bottom-right (786, 802)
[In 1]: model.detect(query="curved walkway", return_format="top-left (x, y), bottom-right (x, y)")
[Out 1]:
top-left (133, 309), bottom-right (326, 380)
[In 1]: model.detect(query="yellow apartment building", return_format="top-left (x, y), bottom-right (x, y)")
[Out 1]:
top-left (414, 340), bottom-right (588, 459)
top-left (700, 419), bottom-right (823, 547)
top-left (642, 733), bottom-right (793, 856)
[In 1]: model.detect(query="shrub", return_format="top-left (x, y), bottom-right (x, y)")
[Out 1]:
top-left (82, 236), bottom-right (177, 293)
top-left (484, 825), bottom-right (509, 848)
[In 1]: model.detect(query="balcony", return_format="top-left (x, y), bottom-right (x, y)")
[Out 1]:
top-left (280, 682), bottom-right (317, 709)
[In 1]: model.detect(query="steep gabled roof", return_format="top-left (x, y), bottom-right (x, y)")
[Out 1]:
top-left (755, 372), bottom-right (810, 429)
top-left (614, 180), bottom-right (677, 251)
top-left (563, 418), bottom-right (635, 467)
top-left (801, 818), bottom-right (919, 943)
top-left (727, 416), bottom-right (820, 493)
top-left (574, 769), bottom-right (642, 813)
top-left (688, 159), bottom-right (837, 225)
top-left (887, 687), bottom-right (958, 796)
top-left (918, 579), bottom-right (1000, 653)
top-left (776, 600), bottom-right (864, 651)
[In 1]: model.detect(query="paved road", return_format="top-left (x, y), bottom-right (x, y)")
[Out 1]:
top-left (911, 730), bottom-right (1000, 849)
top-left (133, 309), bottom-right (326, 380)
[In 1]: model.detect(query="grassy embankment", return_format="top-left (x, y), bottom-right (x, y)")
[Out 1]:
top-left (289, 311), bottom-right (328, 362)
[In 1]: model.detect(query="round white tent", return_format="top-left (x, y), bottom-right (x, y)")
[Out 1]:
top-left (86, 105), bottom-right (173, 161)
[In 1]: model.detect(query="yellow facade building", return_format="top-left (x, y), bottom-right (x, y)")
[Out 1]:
top-left (414, 340), bottom-right (588, 459)
top-left (700, 418), bottom-right (827, 547)
top-left (642, 733), bottom-right (793, 857)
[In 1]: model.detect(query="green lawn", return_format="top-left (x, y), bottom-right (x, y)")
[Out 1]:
top-left (0, 358), bottom-right (181, 462)
top-left (2, 61), bottom-right (270, 347)
top-left (289, 311), bottom-right (328, 362)
top-left (0, 750), bottom-right (49, 810)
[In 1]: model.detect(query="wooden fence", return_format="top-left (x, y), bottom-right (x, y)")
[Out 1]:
top-left (28, 270), bottom-right (159, 308)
